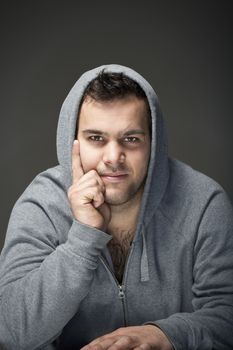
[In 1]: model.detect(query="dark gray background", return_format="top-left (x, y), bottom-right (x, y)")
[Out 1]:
top-left (1, 1), bottom-right (232, 251)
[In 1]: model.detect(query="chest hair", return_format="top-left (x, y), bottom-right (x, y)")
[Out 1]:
top-left (107, 230), bottom-right (134, 283)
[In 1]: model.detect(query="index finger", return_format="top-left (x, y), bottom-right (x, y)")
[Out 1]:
top-left (72, 140), bottom-right (84, 183)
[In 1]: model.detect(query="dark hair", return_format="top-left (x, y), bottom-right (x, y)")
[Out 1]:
top-left (79, 70), bottom-right (151, 131)
top-left (81, 70), bottom-right (148, 102)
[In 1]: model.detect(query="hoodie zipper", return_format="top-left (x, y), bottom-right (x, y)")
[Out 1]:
top-left (118, 284), bottom-right (126, 326)
top-left (100, 248), bottom-right (133, 327)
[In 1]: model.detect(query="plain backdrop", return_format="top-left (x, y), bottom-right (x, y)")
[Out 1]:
top-left (0, 1), bottom-right (233, 251)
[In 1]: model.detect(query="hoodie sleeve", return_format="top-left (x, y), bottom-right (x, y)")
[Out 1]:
top-left (149, 191), bottom-right (233, 350)
top-left (0, 173), bottom-right (111, 350)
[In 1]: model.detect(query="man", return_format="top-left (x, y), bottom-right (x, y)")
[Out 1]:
top-left (0, 64), bottom-right (233, 350)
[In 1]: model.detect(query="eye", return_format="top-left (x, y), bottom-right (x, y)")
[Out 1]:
top-left (123, 136), bottom-right (140, 143)
top-left (89, 135), bottom-right (104, 142)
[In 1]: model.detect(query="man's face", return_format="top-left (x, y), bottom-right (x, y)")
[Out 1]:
top-left (77, 95), bottom-right (151, 206)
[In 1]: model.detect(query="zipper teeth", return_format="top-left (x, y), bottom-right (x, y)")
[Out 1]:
top-left (100, 244), bottom-right (134, 326)
top-left (100, 257), bottom-right (126, 325)
top-left (120, 287), bottom-right (127, 326)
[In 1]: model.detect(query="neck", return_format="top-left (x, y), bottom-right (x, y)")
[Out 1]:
top-left (107, 188), bottom-right (143, 235)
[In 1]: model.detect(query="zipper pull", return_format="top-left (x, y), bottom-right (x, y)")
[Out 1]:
top-left (118, 285), bottom-right (125, 299)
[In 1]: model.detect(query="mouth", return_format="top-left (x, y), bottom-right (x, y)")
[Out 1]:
top-left (101, 172), bottom-right (129, 183)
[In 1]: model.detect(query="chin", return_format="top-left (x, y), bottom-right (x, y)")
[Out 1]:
top-left (104, 186), bottom-right (140, 206)
top-left (105, 198), bottom-right (126, 206)
top-left (104, 189), bottom-right (127, 206)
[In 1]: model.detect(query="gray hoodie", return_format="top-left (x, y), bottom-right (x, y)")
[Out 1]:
top-left (0, 64), bottom-right (233, 350)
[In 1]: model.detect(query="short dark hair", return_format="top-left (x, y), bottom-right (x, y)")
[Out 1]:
top-left (82, 70), bottom-right (148, 102)
top-left (79, 70), bottom-right (151, 131)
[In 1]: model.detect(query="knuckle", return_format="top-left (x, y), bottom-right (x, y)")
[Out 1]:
top-left (91, 186), bottom-right (99, 196)
top-left (92, 346), bottom-right (102, 350)
top-left (91, 178), bottom-right (100, 187)
top-left (89, 169), bottom-right (97, 176)
top-left (139, 344), bottom-right (149, 350)
top-left (115, 327), bottom-right (124, 334)
top-left (68, 184), bottom-right (79, 195)
top-left (95, 185), bottom-right (104, 196)
top-left (110, 345), bottom-right (121, 350)
top-left (124, 335), bottom-right (133, 343)
top-left (67, 186), bottom-right (75, 199)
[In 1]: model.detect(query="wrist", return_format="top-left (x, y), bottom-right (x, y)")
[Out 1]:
top-left (145, 324), bottom-right (174, 350)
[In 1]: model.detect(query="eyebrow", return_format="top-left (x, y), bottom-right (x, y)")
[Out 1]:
top-left (82, 129), bottom-right (146, 136)
top-left (123, 129), bottom-right (146, 136)
top-left (82, 129), bottom-right (108, 136)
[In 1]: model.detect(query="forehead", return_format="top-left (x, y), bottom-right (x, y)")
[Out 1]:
top-left (78, 96), bottom-right (150, 132)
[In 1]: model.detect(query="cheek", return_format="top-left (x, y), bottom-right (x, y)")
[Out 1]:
top-left (129, 148), bottom-right (150, 176)
top-left (79, 142), bottom-right (101, 173)
top-left (130, 155), bottom-right (148, 179)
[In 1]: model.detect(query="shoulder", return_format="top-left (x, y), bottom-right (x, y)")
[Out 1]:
top-left (166, 158), bottom-right (230, 206)
top-left (17, 165), bottom-right (71, 204)
top-left (168, 158), bottom-right (225, 195)
top-left (11, 164), bottom-right (72, 227)
top-left (5, 165), bottom-right (73, 247)
top-left (159, 158), bottom-right (232, 232)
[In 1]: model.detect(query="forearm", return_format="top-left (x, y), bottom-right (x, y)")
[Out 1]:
top-left (0, 220), bottom-right (111, 350)
top-left (150, 305), bottom-right (233, 350)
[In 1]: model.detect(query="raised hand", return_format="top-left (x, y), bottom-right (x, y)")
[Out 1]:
top-left (80, 325), bottom-right (173, 350)
top-left (68, 140), bottom-right (111, 231)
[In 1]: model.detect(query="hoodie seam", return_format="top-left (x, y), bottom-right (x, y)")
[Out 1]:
top-left (59, 244), bottom-right (98, 266)
top-left (156, 207), bottom-right (191, 243)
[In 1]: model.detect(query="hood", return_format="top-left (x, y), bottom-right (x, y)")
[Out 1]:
top-left (56, 64), bottom-right (169, 229)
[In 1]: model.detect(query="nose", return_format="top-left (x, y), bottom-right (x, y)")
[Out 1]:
top-left (102, 141), bottom-right (125, 167)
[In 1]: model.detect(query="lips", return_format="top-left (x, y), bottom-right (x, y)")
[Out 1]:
top-left (101, 172), bottom-right (128, 183)
top-left (102, 172), bottom-right (128, 177)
